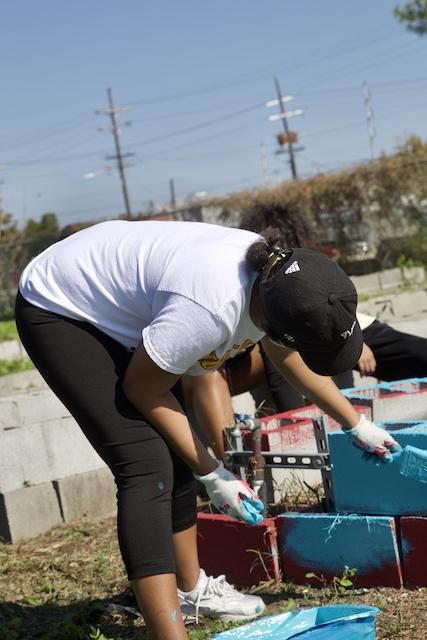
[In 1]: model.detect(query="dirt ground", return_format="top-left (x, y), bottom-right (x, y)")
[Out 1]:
top-left (0, 515), bottom-right (426, 640)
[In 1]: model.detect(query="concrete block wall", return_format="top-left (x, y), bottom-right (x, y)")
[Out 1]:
top-left (0, 376), bottom-right (116, 543)
top-left (351, 265), bottom-right (425, 296)
top-left (342, 384), bottom-right (427, 422)
top-left (0, 369), bottom-right (47, 396)
top-left (0, 389), bottom-right (71, 430)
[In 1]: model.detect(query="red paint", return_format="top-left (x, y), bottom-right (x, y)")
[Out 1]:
top-left (197, 513), bottom-right (280, 587)
top-left (400, 517), bottom-right (427, 587)
top-left (277, 515), bottom-right (402, 588)
top-left (280, 554), bottom-right (402, 588)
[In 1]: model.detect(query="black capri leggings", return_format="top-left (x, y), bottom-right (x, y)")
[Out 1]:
top-left (15, 292), bottom-right (197, 581)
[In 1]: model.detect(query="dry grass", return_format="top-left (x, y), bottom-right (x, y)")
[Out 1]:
top-left (0, 515), bottom-right (425, 639)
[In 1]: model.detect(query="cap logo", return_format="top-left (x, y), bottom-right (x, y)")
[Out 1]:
top-left (341, 320), bottom-right (356, 340)
top-left (283, 333), bottom-right (296, 343)
top-left (285, 260), bottom-right (300, 274)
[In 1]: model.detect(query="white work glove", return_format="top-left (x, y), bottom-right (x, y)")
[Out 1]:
top-left (346, 414), bottom-right (402, 462)
top-left (195, 461), bottom-right (264, 525)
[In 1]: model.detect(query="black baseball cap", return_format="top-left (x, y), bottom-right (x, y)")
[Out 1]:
top-left (259, 247), bottom-right (363, 376)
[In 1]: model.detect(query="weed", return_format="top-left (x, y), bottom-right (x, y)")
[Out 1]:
top-left (89, 627), bottom-right (113, 640)
top-left (0, 358), bottom-right (34, 376)
top-left (0, 320), bottom-right (19, 342)
top-left (305, 566), bottom-right (358, 596)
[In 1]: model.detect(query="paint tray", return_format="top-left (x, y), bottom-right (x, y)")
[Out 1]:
top-left (399, 445), bottom-right (427, 484)
top-left (213, 605), bottom-right (380, 639)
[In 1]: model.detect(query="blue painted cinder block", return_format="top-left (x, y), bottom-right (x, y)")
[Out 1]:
top-left (277, 513), bottom-right (402, 588)
top-left (329, 423), bottom-right (427, 515)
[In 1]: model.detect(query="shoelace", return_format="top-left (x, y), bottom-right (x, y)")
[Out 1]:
top-left (194, 574), bottom-right (236, 624)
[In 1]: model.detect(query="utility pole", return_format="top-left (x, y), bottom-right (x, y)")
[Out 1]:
top-left (0, 165), bottom-right (5, 242)
top-left (362, 81), bottom-right (376, 161)
top-left (260, 143), bottom-right (268, 185)
top-left (265, 78), bottom-right (303, 181)
top-left (0, 165), bottom-right (12, 303)
top-left (96, 88), bottom-right (133, 219)
top-left (169, 178), bottom-right (176, 215)
top-left (274, 76), bottom-right (298, 180)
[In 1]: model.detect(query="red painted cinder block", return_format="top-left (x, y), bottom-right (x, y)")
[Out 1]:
top-left (241, 418), bottom-right (314, 452)
top-left (277, 513), bottom-right (402, 588)
top-left (400, 516), bottom-right (427, 587)
top-left (262, 404), bottom-right (372, 434)
top-left (197, 513), bottom-right (280, 587)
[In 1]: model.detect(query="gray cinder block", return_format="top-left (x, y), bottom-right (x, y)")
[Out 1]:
top-left (379, 268), bottom-right (403, 290)
top-left (351, 273), bottom-right (381, 295)
top-left (0, 389), bottom-right (69, 430)
top-left (42, 417), bottom-right (106, 480)
top-left (372, 391), bottom-right (427, 422)
top-left (0, 418), bottom-right (106, 493)
top-left (0, 369), bottom-right (47, 397)
top-left (0, 339), bottom-right (28, 361)
top-left (0, 424), bottom-right (51, 493)
top-left (0, 482), bottom-right (62, 543)
top-left (54, 468), bottom-right (116, 523)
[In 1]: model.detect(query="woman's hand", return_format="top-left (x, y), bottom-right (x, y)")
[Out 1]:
top-left (195, 461), bottom-right (264, 525)
top-left (357, 343), bottom-right (377, 377)
top-left (345, 414), bottom-right (402, 462)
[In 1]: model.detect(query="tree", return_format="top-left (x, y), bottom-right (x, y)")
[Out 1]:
top-left (394, 0), bottom-right (427, 35)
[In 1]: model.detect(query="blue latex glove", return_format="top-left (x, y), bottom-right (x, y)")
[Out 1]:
top-left (195, 461), bottom-right (265, 525)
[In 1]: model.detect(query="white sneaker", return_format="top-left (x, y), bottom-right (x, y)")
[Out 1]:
top-left (177, 569), bottom-right (266, 623)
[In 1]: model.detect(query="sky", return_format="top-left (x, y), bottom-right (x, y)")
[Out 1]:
top-left (1, 0), bottom-right (427, 228)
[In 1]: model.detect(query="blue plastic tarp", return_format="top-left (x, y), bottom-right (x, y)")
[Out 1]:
top-left (213, 605), bottom-right (380, 639)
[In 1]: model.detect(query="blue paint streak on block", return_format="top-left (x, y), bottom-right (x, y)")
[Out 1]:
top-left (279, 513), bottom-right (398, 578)
top-left (399, 446), bottom-right (427, 484)
top-left (213, 605), bottom-right (380, 639)
top-left (341, 383), bottom-right (394, 400)
top-left (329, 424), bottom-right (427, 515)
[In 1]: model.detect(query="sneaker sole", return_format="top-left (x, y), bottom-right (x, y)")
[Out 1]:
top-left (182, 609), bottom-right (264, 623)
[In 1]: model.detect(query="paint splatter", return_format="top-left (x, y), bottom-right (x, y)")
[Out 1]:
top-left (158, 481), bottom-right (165, 490)
top-left (171, 609), bottom-right (177, 622)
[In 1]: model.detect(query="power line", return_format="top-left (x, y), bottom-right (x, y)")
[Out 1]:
top-left (126, 28), bottom-right (395, 108)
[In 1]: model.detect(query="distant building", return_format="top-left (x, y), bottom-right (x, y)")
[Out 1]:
top-left (174, 204), bottom-right (239, 227)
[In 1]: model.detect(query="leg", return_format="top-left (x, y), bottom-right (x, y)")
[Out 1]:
top-left (362, 320), bottom-right (427, 381)
top-left (174, 525), bottom-right (200, 592)
top-left (15, 294), bottom-right (191, 640)
top-left (132, 574), bottom-right (187, 638)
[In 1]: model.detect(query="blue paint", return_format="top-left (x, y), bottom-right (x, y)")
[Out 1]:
top-left (213, 605), bottom-right (380, 639)
top-left (329, 424), bottom-right (427, 515)
top-left (400, 534), bottom-right (413, 558)
top-left (278, 513), bottom-right (398, 576)
top-left (158, 481), bottom-right (165, 490)
top-left (171, 609), bottom-right (177, 622)
top-left (399, 446), bottom-right (427, 484)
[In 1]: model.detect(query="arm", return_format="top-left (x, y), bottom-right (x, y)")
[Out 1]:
top-left (261, 337), bottom-right (360, 427)
top-left (182, 370), bottom-right (235, 459)
top-left (262, 337), bottom-right (401, 459)
top-left (123, 342), bottom-right (217, 476)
